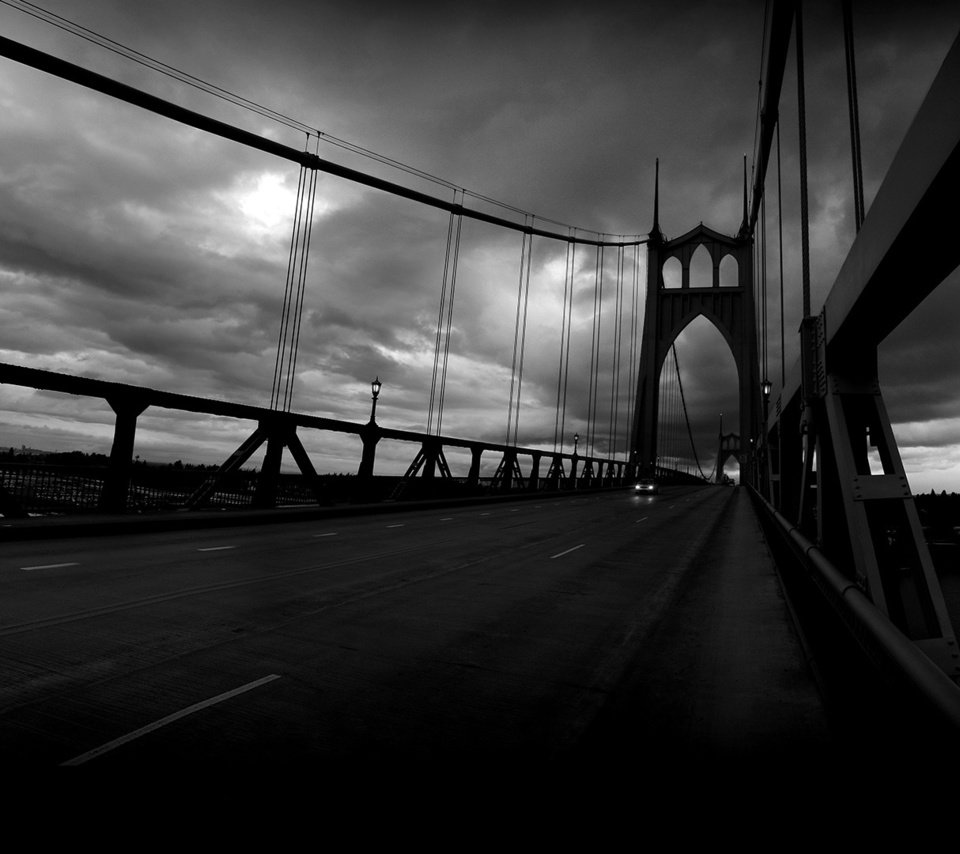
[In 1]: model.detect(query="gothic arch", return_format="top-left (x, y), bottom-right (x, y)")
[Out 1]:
top-left (659, 308), bottom-right (740, 376)
top-left (631, 222), bottom-right (759, 477)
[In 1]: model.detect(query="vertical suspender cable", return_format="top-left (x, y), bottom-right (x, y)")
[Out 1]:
top-left (283, 159), bottom-right (319, 411)
top-left (609, 245), bottom-right (625, 457)
top-left (428, 205), bottom-right (456, 434)
top-left (673, 342), bottom-right (707, 480)
top-left (626, 242), bottom-right (641, 459)
top-left (436, 211), bottom-right (463, 435)
top-left (796, 0), bottom-right (812, 318)
top-left (506, 220), bottom-right (533, 446)
top-left (560, 235), bottom-right (577, 453)
top-left (842, 0), bottom-right (865, 232)
top-left (554, 232), bottom-right (575, 452)
top-left (777, 121), bottom-right (785, 388)
top-left (761, 192), bottom-right (768, 384)
top-left (271, 133), bottom-right (320, 413)
top-left (586, 244), bottom-right (604, 455)
top-left (271, 157), bottom-right (308, 410)
top-left (512, 227), bottom-right (533, 446)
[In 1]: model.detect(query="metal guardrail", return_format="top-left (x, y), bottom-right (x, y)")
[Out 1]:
top-left (749, 485), bottom-right (960, 735)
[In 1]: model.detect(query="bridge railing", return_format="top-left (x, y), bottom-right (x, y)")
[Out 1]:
top-left (749, 485), bottom-right (960, 736)
top-left (0, 362), bottom-right (634, 518)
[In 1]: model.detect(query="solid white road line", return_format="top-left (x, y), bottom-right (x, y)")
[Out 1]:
top-left (550, 544), bottom-right (585, 560)
top-left (386, 524), bottom-right (404, 528)
top-left (197, 546), bottom-right (235, 552)
top-left (61, 674), bottom-right (283, 766)
top-left (20, 562), bottom-right (79, 571)
top-left (312, 532), bottom-right (338, 538)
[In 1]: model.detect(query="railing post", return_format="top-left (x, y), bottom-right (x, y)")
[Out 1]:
top-left (99, 394), bottom-right (148, 513)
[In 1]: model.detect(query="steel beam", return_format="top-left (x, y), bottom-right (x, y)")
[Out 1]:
top-left (748, 0), bottom-right (797, 233)
top-left (0, 35), bottom-right (644, 249)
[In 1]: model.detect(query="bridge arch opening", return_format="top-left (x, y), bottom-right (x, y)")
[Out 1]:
top-left (719, 254), bottom-right (738, 288)
top-left (689, 244), bottom-right (712, 289)
top-left (659, 313), bottom-right (739, 481)
top-left (662, 256), bottom-right (682, 290)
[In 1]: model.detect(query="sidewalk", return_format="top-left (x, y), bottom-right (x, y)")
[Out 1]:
top-left (576, 487), bottom-right (834, 766)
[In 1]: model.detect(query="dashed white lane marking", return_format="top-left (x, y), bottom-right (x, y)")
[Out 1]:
top-left (634, 516), bottom-right (648, 524)
top-left (197, 546), bottom-right (235, 552)
top-left (440, 517), bottom-right (454, 521)
top-left (386, 524), bottom-right (404, 528)
top-left (312, 533), bottom-right (338, 538)
top-left (550, 544), bottom-right (585, 560)
top-left (61, 674), bottom-right (282, 766)
top-left (479, 513), bottom-right (491, 517)
top-left (20, 562), bottom-right (79, 571)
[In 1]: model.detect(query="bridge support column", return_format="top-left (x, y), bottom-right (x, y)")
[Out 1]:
top-left (528, 452), bottom-right (541, 492)
top-left (357, 422), bottom-right (381, 482)
top-left (580, 459), bottom-right (594, 487)
top-left (99, 394), bottom-right (148, 514)
top-left (492, 449), bottom-right (524, 492)
top-left (467, 446), bottom-right (483, 488)
top-left (545, 454), bottom-right (564, 490)
top-left (799, 311), bottom-right (959, 677)
top-left (253, 426), bottom-right (285, 509)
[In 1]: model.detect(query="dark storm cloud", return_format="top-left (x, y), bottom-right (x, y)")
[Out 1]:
top-left (0, 1), bottom-right (957, 483)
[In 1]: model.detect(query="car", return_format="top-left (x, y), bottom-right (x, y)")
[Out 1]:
top-left (634, 478), bottom-right (658, 495)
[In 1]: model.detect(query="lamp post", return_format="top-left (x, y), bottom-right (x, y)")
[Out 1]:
top-left (571, 432), bottom-right (580, 489)
top-left (358, 377), bottom-right (383, 487)
top-left (759, 378), bottom-right (772, 492)
top-left (369, 376), bottom-right (382, 424)
top-left (761, 379), bottom-right (772, 432)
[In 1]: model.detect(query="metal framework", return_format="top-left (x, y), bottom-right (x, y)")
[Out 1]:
top-left (757, 20), bottom-right (960, 684)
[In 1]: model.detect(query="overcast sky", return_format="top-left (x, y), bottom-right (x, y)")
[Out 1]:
top-left (1, 0), bottom-right (958, 489)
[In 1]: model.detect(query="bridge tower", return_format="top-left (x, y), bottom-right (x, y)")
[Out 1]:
top-left (713, 414), bottom-right (742, 484)
top-left (631, 162), bottom-right (761, 480)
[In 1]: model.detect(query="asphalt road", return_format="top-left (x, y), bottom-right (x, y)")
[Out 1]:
top-left (0, 489), bottom-right (702, 753)
top-left (2, 483), bottom-right (840, 798)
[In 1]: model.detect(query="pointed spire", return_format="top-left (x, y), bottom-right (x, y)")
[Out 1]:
top-left (737, 154), bottom-right (751, 239)
top-left (650, 158), bottom-right (664, 242)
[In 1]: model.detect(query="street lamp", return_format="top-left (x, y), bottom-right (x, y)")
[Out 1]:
top-left (761, 378), bottom-right (772, 398)
top-left (573, 433), bottom-right (580, 456)
top-left (369, 376), bottom-right (382, 423)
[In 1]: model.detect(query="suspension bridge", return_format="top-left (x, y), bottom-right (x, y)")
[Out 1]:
top-left (1, 1), bottom-right (960, 780)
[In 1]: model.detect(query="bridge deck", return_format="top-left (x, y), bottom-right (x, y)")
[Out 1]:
top-left (574, 486), bottom-right (833, 764)
top-left (3, 485), bottom-right (943, 803)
